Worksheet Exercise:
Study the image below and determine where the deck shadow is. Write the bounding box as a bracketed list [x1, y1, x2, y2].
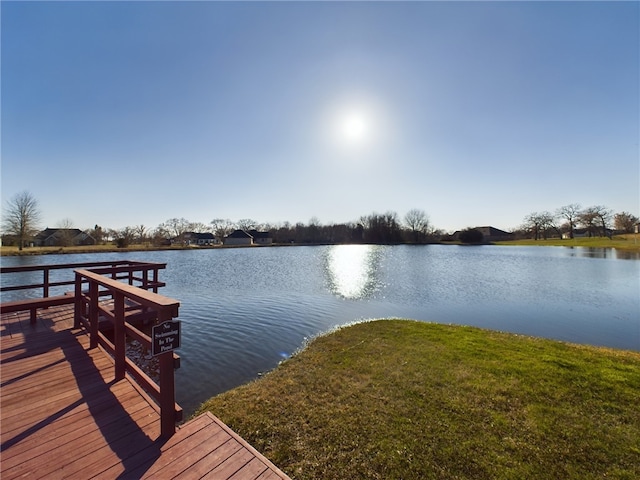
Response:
[0, 311, 161, 478]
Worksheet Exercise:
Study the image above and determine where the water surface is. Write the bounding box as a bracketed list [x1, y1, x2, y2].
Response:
[2, 245, 638, 416]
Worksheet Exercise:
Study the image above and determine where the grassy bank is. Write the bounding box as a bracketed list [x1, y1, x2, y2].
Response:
[495, 234, 640, 251]
[196, 320, 640, 480]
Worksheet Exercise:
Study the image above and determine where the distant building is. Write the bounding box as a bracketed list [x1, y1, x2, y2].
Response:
[473, 226, 513, 242]
[248, 229, 273, 245]
[223, 229, 273, 246]
[34, 228, 96, 247]
[450, 226, 513, 242]
[562, 228, 589, 239]
[183, 232, 216, 246]
[224, 230, 254, 246]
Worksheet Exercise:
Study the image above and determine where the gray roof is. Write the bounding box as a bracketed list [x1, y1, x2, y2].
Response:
[227, 230, 253, 238]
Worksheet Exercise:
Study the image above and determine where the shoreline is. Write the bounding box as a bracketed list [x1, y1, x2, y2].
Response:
[2, 236, 639, 256]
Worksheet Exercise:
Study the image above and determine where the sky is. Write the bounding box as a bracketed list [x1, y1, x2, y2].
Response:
[1, 1, 638, 233]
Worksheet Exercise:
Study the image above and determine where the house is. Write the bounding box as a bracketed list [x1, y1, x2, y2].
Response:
[473, 226, 513, 242]
[224, 230, 254, 246]
[183, 232, 216, 246]
[562, 228, 590, 239]
[223, 229, 273, 246]
[248, 229, 273, 245]
[450, 226, 513, 243]
[34, 228, 96, 247]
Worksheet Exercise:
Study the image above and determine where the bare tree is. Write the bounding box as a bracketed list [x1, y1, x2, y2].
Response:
[237, 218, 257, 231]
[614, 212, 639, 233]
[524, 211, 557, 240]
[90, 225, 104, 244]
[2, 191, 41, 250]
[523, 212, 544, 240]
[160, 218, 191, 241]
[556, 204, 582, 239]
[404, 209, 431, 243]
[190, 222, 210, 233]
[210, 218, 234, 241]
[150, 225, 170, 246]
[135, 225, 147, 244]
[578, 207, 599, 237]
[305, 217, 322, 243]
[56, 218, 75, 246]
[104, 228, 119, 243]
[361, 211, 402, 243]
[589, 205, 613, 238]
[116, 226, 135, 248]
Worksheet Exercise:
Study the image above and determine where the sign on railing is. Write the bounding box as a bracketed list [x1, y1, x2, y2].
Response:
[152, 320, 181, 356]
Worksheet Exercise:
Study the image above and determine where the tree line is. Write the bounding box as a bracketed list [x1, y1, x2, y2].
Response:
[519, 204, 639, 240]
[2, 191, 638, 250]
[105, 209, 441, 247]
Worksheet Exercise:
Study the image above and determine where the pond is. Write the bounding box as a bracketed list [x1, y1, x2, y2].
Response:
[2, 245, 639, 416]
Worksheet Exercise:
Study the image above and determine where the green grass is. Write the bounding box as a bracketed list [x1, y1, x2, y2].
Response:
[495, 234, 640, 251]
[196, 320, 640, 480]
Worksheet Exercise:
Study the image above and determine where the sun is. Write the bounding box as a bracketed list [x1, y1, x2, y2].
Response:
[320, 96, 390, 156]
[334, 109, 373, 150]
[340, 112, 368, 143]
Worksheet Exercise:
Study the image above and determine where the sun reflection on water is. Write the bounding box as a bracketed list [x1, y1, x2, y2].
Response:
[325, 244, 381, 299]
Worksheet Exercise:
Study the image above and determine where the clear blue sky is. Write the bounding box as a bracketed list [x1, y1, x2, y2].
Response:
[2, 1, 638, 233]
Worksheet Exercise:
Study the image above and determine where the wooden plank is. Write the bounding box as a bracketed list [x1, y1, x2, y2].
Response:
[256, 470, 291, 480]
[140, 428, 230, 478]
[201, 448, 256, 479]
[41, 409, 160, 478]
[1, 403, 158, 477]
[204, 412, 291, 479]
[2, 379, 155, 452]
[229, 457, 270, 479]
[1, 387, 140, 443]
[88, 406, 217, 479]
[172, 439, 244, 480]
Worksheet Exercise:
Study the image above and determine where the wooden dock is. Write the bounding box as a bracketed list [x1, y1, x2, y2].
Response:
[1, 304, 290, 479]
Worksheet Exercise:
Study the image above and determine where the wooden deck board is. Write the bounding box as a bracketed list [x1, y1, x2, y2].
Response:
[1, 303, 290, 479]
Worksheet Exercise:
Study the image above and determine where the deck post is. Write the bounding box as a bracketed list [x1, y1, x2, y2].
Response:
[158, 308, 177, 439]
[159, 351, 176, 439]
[113, 291, 126, 380]
[74, 273, 82, 328]
[153, 268, 159, 293]
[89, 281, 99, 349]
[43, 268, 50, 299]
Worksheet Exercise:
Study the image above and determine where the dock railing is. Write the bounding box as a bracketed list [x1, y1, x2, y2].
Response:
[1, 260, 166, 306]
[1, 261, 182, 439]
[74, 267, 182, 438]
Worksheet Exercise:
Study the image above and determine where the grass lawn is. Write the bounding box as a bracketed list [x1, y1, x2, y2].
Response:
[495, 234, 640, 251]
[196, 320, 640, 480]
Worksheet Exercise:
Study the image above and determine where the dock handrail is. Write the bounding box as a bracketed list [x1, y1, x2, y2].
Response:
[0, 260, 166, 299]
[1, 261, 182, 439]
[74, 268, 182, 439]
